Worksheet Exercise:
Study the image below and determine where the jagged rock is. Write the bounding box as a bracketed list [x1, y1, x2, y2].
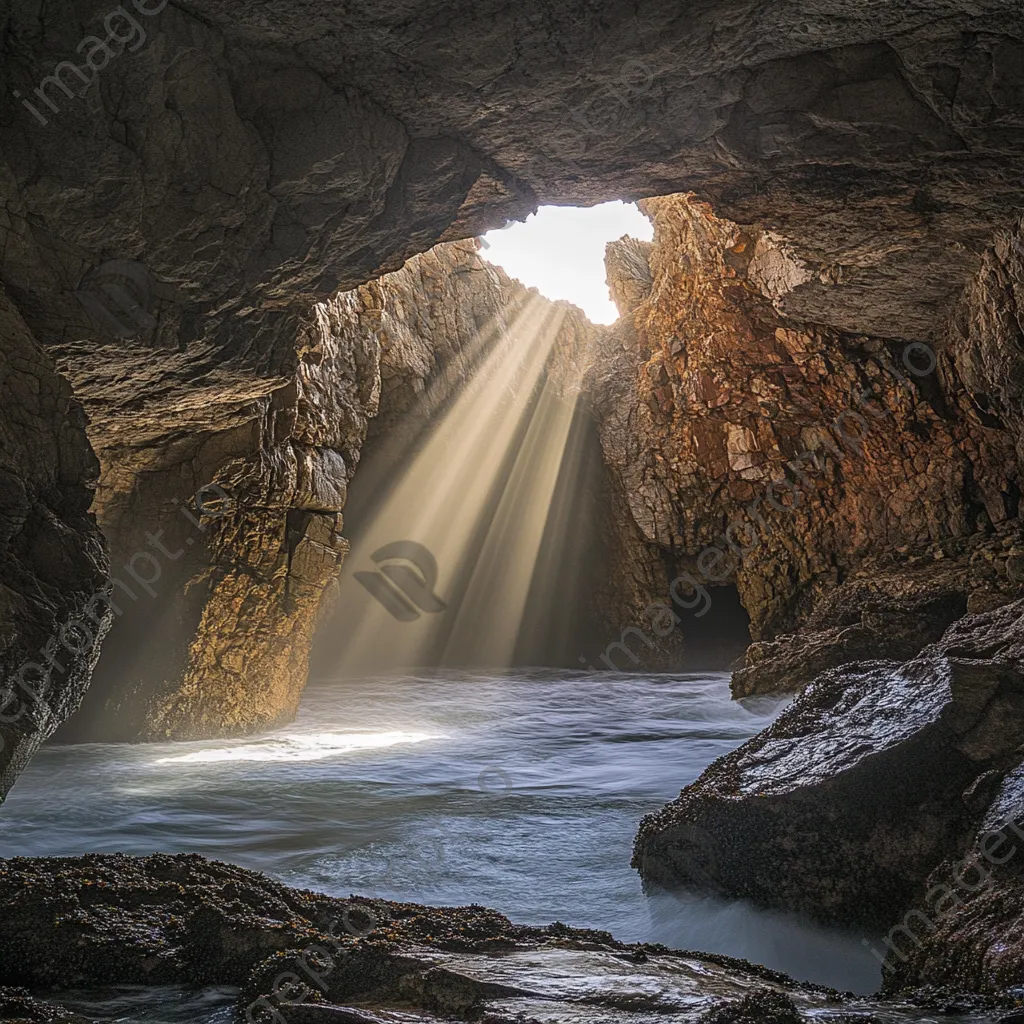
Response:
[593, 194, 1021, 675]
[696, 989, 803, 1024]
[0, 1, 1022, 786]
[605, 237, 654, 316]
[0, 286, 109, 801]
[881, 764, 1024, 996]
[0, 852, 850, 1023]
[943, 221, 1024, 467]
[731, 546, 1022, 696]
[633, 600, 1024, 931]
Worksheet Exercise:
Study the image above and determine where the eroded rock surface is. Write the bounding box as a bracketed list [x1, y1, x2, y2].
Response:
[594, 194, 1022, 685]
[0, 852, 852, 1024]
[3, 0, 1023, 358]
[882, 764, 1024, 997]
[0, 286, 109, 800]
[633, 600, 1024, 931]
[61, 238, 610, 740]
[0, 0, 1022, 779]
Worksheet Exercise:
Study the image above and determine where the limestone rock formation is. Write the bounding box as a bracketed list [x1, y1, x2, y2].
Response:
[62, 239, 606, 741]
[632, 600, 1024, 932]
[0, 0, 1023, 787]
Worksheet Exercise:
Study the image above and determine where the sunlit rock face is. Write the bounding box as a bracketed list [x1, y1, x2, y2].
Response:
[64, 241, 606, 741]
[57, 276, 378, 742]
[595, 194, 1023, 684]
[0, 0, 1023, 775]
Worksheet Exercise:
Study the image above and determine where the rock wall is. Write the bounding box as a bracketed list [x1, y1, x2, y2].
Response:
[622, 203, 1024, 989]
[65, 240, 607, 741]
[594, 194, 1023, 687]
[0, 287, 109, 796]
[58, 277, 379, 741]
[1, 0, 1023, 783]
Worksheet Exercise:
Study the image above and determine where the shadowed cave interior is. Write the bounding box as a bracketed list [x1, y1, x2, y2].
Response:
[3, 4, 1024, 1020]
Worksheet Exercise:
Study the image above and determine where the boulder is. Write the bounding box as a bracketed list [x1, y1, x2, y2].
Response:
[731, 549, 1022, 697]
[0, 852, 852, 1024]
[881, 764, 1024, 996]
[634, 600, 1024, 931]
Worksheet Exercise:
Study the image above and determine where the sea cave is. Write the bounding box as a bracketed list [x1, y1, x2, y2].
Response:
[1, 2, 1024, 1021]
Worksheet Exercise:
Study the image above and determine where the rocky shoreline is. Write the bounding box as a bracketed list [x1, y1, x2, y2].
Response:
[0, 852, 1017, 1024]
[0, 853, 826, 1023]
[635, 598, 1024, 997]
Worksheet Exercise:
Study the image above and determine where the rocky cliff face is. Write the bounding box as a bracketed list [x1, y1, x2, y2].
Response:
[61, 239, 606, 743]
[594, 194, 1023, 687]
[617, 201, 1024, 989]
[0, 287, 109, 795]
[57, 275, 378, 742]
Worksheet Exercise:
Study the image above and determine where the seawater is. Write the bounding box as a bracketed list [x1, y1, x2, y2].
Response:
[0, 671, 881, 994]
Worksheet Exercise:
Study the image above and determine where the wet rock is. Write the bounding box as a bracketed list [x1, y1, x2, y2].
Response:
[0, 989, 87, 1024]
[633, 600, 1024, 931]
[277, 1009, 399, 1024]
[697, 989, 802, 1024]
[881, 763, 1024, 996]
[0, 852, 852, 1024]
[730, 552, 1020, 696]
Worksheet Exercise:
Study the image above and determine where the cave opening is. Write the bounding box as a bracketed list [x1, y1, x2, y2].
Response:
[481, 200, 653, 323]
[678, 583, 752, 671]
[307, 197, 759, 680]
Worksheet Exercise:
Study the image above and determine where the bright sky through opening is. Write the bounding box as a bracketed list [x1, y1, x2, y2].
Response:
[481, 201, 654, 325]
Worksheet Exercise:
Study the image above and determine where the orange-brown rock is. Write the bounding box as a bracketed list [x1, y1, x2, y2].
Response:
[64, 241, 604, 741]
[2, 0, 1024, 795]
[593, 195, 1022, 687]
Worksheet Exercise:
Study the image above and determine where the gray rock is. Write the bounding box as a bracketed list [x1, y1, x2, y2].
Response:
[633, 599, 1024, 931]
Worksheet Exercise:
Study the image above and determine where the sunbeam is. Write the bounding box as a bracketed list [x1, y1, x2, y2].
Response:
[329, 292, 591, 676]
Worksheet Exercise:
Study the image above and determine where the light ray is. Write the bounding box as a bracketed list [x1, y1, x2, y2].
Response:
[330, 291, 591, 676]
